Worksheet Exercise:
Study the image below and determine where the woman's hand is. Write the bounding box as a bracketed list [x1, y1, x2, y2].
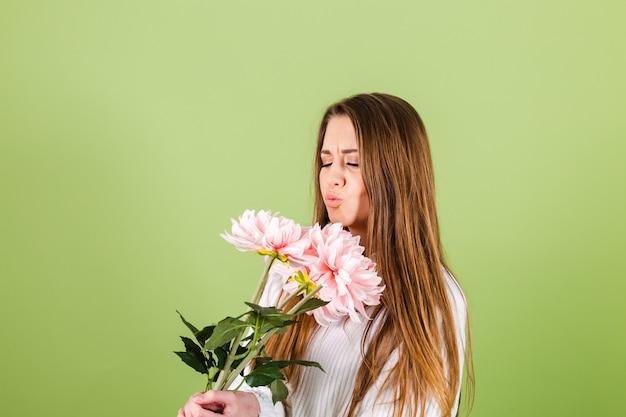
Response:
[177, 391, 260, 417]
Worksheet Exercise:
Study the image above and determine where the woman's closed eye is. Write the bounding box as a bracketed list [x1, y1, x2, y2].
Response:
[320, 161, 359, 168]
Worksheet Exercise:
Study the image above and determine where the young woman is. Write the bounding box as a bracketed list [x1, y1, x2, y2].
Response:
[178, 93, 473, 417]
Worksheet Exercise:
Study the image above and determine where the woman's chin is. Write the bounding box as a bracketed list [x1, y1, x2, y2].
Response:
[328, 215, 348, 227]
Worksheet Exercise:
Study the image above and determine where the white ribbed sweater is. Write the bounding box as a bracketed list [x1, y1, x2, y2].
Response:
[242, 270, 467, 417]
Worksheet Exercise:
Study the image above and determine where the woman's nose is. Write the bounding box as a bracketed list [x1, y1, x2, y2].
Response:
[326, 163, 345, 186]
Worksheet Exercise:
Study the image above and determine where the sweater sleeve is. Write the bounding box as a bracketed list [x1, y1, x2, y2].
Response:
[231, 376, 286, 417]
[250, 386, 286, 417]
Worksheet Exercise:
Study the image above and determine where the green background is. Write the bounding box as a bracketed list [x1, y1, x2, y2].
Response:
[1, 1, 624, 416]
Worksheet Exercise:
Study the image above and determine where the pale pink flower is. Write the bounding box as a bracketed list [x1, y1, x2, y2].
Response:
[282, 222, 384, 326]
[221, 210, 310, 263]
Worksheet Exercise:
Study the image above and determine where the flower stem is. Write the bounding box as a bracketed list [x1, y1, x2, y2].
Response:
[277, 283, 307, 310]
[223, 285, 323, 389]
[250, 257, 276, 305]
[213, 257, 276, 390]
[285, 284, 323, 315]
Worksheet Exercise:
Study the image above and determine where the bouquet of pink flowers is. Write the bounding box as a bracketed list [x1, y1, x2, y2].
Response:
[175, 210, 384, 403]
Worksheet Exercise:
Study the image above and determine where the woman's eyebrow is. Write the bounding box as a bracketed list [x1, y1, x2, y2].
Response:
[320, 149, 359, 155]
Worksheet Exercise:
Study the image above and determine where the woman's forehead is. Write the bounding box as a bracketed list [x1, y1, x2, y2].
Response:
[322, 115, 358, 151]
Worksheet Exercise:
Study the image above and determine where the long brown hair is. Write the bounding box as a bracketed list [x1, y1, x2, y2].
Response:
[265, 93, 473, 416]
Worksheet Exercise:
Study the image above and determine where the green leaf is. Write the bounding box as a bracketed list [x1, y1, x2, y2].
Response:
[195, 326, 215, 345]
[180, 336, 202, 353]
[254, 356, 273, 365]
[246, 303, 298, 324]
[247, 309, 293, 327]
[230, 344, 249, 371]
[260, 311, 294, 321]
[268, 322, 298, 335]
[258, 317, 298, 335]
[292, 298, 328, 315]
[245, 363, 286, 387]
[214, 346, 228, 370]
[174, 351, 208, 374]
[177, 311, 216, 345]
[203, 317, 250, 351]
[270, 379, 289, 404]
[244, 358, 324, 395]
[244, 302, 282, 315]
[254, 359, 324, 373]
[273, 359, 325, 373]
[177, 310, 199, 334]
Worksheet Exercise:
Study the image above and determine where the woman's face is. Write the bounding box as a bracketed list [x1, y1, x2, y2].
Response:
[319, 115, 370, 241]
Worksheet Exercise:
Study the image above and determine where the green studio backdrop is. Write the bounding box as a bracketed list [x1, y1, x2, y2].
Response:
[1, 1, 624, 416]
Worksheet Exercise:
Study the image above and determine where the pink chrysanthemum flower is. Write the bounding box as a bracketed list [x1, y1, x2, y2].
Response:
[221, 210, 310, 263]
[282, 223, 384, 326]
